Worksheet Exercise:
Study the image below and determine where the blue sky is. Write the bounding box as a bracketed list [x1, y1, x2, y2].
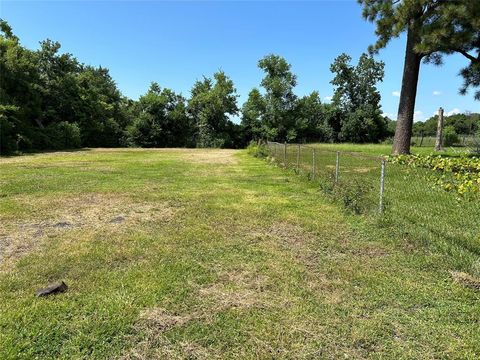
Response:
[2, 0, 478, 123]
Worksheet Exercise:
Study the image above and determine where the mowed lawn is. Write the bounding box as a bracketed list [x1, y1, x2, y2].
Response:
[0, 149, 478, 359]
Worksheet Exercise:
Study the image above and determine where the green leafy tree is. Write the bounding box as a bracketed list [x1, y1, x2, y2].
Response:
[295, 91, 333, 142]
[0, 20, 40, 153]
[128, 82, 192, 147]
[258, 54, 298, 141]
[36, 40, 80, 129]
[75, 66, 125, 147]
[330, 53, 387, 142]
[241, 88, 266, 141]
[188, 71, 239, 148]
[359, 0, 480, 154]
[0, 20, 134, 152]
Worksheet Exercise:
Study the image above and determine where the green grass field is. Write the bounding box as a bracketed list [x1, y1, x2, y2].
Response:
[1, 148, 479, 359]
[310, 142, 467, 157]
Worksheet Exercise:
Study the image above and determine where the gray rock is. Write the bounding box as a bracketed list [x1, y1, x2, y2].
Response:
[36, 281, 68, 297]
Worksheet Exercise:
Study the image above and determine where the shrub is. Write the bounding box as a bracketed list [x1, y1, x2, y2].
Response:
[247, 140, 269, 158]
[443, 125, 459, 146]
[333, 179, 374, 214]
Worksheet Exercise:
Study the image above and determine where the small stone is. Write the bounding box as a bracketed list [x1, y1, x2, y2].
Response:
[36, 281, 68, 297]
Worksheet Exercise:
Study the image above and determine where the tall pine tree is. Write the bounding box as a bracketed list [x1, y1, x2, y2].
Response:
[359, 0, 480, 154]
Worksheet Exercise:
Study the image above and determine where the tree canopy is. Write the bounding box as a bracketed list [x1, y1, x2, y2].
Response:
[330, 53, 387, 142]
[359, 0, 480, 153]
[239, 53, 388, 144]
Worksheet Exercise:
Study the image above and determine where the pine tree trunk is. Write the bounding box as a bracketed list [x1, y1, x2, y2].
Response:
[392, 28, 422, 155]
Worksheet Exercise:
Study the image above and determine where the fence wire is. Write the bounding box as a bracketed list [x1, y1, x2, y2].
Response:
[266, 141, 480, 257]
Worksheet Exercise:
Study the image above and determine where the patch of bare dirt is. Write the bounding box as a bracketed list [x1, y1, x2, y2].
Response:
[121, 336, 219, 360]
[249, 222, 324, 271]
[248, 222, 316, 251]
[0, 193, 179, 267]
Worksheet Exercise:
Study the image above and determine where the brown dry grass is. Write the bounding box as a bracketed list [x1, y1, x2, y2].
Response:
[178, 149, 239, 165]
[120, 307, 218, 360]
[0, 193, 178, 267]
[451, 271, 480, 291]
[121, 265, 278, 359]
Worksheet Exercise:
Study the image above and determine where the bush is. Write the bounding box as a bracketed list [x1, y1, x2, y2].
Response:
[247, 140, 269, 158]
[333, 179, 374, 214]
[444, 125, 459, 146]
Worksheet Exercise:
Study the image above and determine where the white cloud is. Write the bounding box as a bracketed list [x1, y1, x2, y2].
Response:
[324, 96, 332, 102]
[446, 108, 461, 116]
[392, 91, 400, 97]
[381, 112, 395, 120]
[433, 90, 442, 96]
[414, 110, 424, 122]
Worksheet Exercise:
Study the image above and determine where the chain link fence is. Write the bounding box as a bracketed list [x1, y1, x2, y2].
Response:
[266, 141, 480, 259]
[411, 133, 480, 153]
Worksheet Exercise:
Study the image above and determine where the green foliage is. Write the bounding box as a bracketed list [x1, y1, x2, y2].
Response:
[389, 154, 480, 198]
[0, 21, 247, 152]
[246, 140, 269, 158]
[127, 83, 193, 148]
[241, 88, 266, 141]
[188, 71, 239, 148]
[443, 125, 459, 146]
[359, 0, 480, 99]
[413, 113, 479, 137]
[0, 21, 130, 152]
[295, 91, 334, 143]
[257, 54, 298, 142]
[240, 52, 388, 145]
[46, 122, 82, 149]
[330, 53, 387, 143]
[0, 104, 20, 153]
[333, 179, 374, 215]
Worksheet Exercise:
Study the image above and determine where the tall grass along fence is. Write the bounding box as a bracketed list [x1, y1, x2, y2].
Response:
[266, 141, 480, 266]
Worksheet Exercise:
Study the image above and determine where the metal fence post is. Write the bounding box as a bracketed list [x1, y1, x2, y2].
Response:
[379, 159, 386, 214]
[312, 148, 316, 180]
[296, 144, 300, 172]
[335, 151, 340, 184]
[283, 141, 287, 166]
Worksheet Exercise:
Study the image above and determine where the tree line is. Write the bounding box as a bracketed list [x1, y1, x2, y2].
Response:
[1, 20, 394, 154]
[2, 1, 480, 155]
[412, 112, 479, 138]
